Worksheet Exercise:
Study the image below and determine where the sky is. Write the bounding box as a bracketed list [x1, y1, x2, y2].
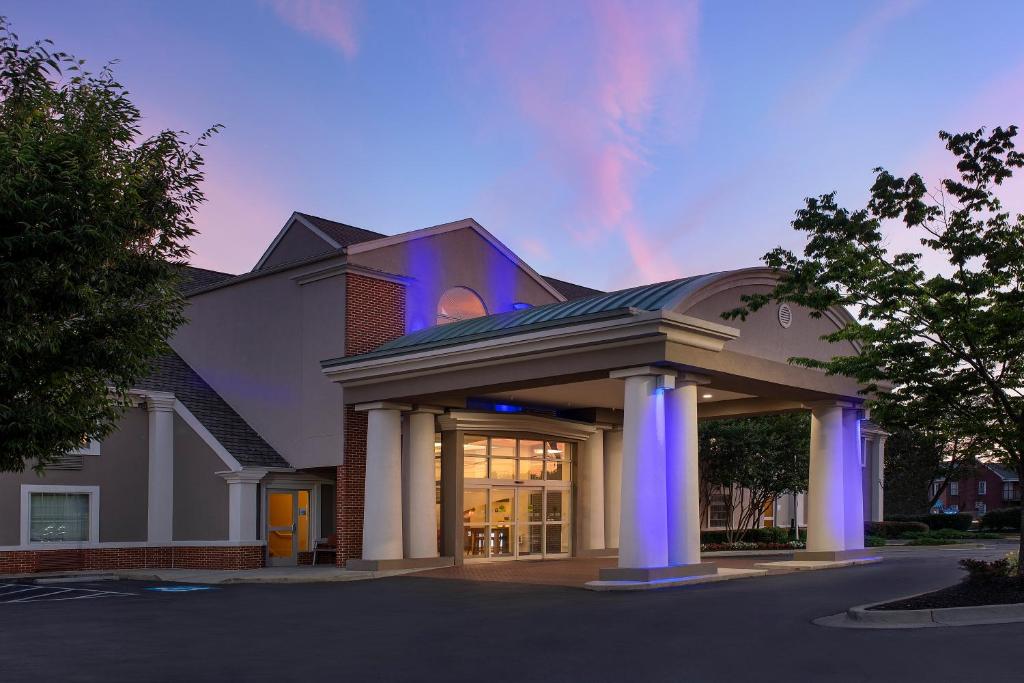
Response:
[7, 0, 1024, 289]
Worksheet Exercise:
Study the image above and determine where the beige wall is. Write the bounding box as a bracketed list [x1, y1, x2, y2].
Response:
[682, 284, 858, 365]
[172, 414, 229, 541]
[0, 407, 149, 545]
[350, 227, 561, 332]
[172, 262, 346, 469]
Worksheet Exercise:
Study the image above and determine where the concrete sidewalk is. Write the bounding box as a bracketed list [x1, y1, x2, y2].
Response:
[0, 566, 427, 585]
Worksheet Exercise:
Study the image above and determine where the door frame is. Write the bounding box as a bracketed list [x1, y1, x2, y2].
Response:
[266, 490, 299, 567]
[261, 473, 331, 566]
[462, 481, 572, 562]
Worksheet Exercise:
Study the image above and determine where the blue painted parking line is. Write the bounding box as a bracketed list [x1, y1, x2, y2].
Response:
[144, 585, 217, 593]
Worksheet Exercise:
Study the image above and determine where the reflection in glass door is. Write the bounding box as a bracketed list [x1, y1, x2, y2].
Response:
[517, 487, 543, 557]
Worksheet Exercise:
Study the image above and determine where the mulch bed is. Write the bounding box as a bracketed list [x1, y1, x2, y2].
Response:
[869, 579, 1024, 611]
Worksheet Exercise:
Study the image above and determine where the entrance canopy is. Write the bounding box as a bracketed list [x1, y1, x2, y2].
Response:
[321, 267, 867, 415]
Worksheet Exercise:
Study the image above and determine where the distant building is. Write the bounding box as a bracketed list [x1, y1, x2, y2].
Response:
[931, 462, 1021, 517]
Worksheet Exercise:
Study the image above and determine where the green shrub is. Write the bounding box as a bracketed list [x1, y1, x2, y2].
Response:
[888, 513, 974, 531]
[865, 520, 929, 538]
[864, 536, 886, 547]
[980, 507, 1022, 531]
[700, 527, 798, 544]
[960, 557, 1011, 583]
[907, 536, 962, 546]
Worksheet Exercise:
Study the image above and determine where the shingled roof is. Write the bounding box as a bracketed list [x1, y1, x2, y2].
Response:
[296, 212, 387, 248]
[542, 275, 604, 300]
[178, 265, 236, 294]
[134, 351, 289, 469]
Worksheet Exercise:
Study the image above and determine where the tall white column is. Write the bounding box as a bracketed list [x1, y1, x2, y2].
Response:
[665, 379, 702, 566]
[613, 368, 673, 569]
[579, 429, 606, 552]
[405, 408, 441, 559]
[358, 402, 409, 561]
[219, 469, 266, 541]
[603, 429, 623, 550]
[843, 409, 865, 550]
[870, 436, 886, 522]
[146, 392, 176, 543]
[805, 403, 846, 553]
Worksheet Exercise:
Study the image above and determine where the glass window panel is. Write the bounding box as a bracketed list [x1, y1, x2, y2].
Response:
[464, 526, 488, 557]
[490, 458, 515, 480]
[519, 440, 544, 480]
[545, 490, 566, 521]
[545, 441, 567, 459]
[434, 456, 441, 484]
[519, 488, 544, 523]
[520, 439, 546, 459]
[490, 437, 516, 458]
[491, 525, 513, 556]
[463, 489, 488, 524]
[464, 457, 488, 479]
[434, 434, 442, 457]
[30, 493, 89, 543]
[545, 523, 570, 554]
[520, 524, 543, 556]
[544, 459, 568, 481]
[463, 435, 488, 456]
[491, 489, 514, 523]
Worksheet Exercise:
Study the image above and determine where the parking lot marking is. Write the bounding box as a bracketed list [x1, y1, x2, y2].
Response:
[0, 583, 135, 604]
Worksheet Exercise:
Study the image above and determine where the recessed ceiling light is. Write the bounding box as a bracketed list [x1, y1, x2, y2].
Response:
[702, 393, 713, 399]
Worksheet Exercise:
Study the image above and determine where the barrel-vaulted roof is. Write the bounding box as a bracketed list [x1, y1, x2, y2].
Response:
[322, 272, 726, 368]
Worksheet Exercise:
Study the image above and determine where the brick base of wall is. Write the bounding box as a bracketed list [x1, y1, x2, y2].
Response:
[0, 545, 265, 574]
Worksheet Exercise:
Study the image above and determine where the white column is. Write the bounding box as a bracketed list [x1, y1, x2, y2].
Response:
[612, 367, 674, 569]
[870, 436, 886, 522]
[145, 392, 176, 543]
[358, 402, 409, 561]
[219, 469, 266, 541]
[405, 408, 441, 559]
[604, 429, 623, 550]
[665, 379, 702, 566]
[579, 429, 606, 552]
[843, 409, 865, 550]
[805, 403, 846, 553]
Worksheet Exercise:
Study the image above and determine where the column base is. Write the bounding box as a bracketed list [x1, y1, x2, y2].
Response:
[792, 548, 874, 562]
[346, 556, 454, 571]
[576, 547, 617, 558]
[599, 561, 717, 582]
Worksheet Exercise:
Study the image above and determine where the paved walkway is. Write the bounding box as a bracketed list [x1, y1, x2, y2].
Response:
[413, 553, 799, 587]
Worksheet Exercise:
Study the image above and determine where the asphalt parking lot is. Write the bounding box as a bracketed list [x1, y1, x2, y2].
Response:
[1, 545, 1021, 682]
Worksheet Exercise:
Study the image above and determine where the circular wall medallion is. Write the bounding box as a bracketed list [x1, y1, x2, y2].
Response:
[778, 304, 793, 329]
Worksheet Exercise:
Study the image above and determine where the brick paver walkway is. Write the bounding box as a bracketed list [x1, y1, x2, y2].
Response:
[412, 553, 797, 587]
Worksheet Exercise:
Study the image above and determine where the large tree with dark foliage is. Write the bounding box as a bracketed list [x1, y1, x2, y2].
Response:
[725, 126, 1024, 574]
[0, 21, 217, 472]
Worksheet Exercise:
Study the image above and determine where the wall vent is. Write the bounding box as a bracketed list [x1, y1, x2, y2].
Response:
[778, 304, 793, 329]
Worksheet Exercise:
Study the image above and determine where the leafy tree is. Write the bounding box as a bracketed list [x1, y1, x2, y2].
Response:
[0, 21, 218, 472]
[725, 126, 1024, 574]
[882, 427, 979, 515]
[699, 413, 810, 543]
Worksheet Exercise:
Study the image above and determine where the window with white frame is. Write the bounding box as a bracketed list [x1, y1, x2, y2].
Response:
[21, 486, 99, 545]
[949, 481, 959, 496]
[976, 501, 987, 515]
[978, 480, 987, 495]
[709, 492, 730, 528]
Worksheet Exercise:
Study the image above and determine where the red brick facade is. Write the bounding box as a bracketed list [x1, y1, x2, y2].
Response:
[0, 545, 264, 574]
[336, 273, 407, 565]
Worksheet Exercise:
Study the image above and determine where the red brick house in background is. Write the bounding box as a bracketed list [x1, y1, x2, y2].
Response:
[931, 462, 1021, 517]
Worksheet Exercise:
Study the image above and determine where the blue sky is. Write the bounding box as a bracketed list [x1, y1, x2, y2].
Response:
[8, 0, 1024, 288]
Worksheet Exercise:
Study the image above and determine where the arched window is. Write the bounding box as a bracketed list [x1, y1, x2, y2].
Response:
[436, 287, 487, 325]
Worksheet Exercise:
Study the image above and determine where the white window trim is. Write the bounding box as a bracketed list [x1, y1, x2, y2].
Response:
[72, 439, 101, 455]
[20, 485, 100, 546]
[978, 481, 987, 495]
[949, 481, 959, 496]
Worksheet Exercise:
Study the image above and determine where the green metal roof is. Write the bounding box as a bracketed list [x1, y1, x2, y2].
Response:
[322, 272, 721, 368]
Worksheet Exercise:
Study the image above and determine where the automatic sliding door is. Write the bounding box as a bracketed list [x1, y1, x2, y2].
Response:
[491, 488, 515, 557]
[516, 487, 543, 558]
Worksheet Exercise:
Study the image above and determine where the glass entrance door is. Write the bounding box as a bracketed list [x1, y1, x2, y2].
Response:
[267, 490, 311, 566]
[267, 491, 297, 566]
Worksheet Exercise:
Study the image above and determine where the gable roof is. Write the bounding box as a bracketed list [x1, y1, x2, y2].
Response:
[984, 462, 1019, 481]
[295, 212, 386, 247]
[134, 351, 289, 469]
[179, 265, 236, 294]
[542, 275, 604, 300]
[323, 273, 720, 367]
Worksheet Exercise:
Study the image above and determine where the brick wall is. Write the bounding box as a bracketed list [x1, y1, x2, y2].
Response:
[0, 545, 264, 574]
[336, 273, 407, 565]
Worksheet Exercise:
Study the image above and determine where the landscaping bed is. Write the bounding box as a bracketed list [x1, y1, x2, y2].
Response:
[869, 580, 1024, 611]
[701, 541, 804, 552]
[868, 553, 1023, 612]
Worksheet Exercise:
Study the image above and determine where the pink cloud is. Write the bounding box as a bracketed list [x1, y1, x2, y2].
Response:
[268, 0, 360, 59]
[776, 0, 921, 121]
[472, 0, 701, 282]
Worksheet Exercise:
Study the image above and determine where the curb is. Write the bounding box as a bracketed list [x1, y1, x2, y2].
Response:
[815, 591, 1024, 629]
